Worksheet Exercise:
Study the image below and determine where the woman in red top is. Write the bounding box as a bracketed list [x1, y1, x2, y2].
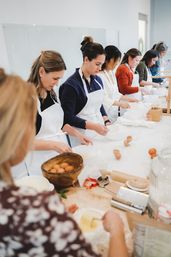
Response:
[116, 48, 142, 99]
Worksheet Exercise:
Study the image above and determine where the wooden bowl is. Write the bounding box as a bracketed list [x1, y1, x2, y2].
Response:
[41, 152, 83, 189]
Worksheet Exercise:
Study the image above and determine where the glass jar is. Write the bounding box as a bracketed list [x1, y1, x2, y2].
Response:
[148, 148, 171, 221]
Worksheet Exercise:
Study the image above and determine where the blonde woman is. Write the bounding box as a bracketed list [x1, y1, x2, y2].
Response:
[26, 51, 92, 175]
[0, 68, 128, 257]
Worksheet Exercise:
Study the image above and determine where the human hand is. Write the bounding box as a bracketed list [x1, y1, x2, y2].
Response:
[128, 97, 139, 103]
[119, 101, 130, 109]
[79, 134, 93, 145]
[74, 130, 93, 145]
[153, 82, 160, 88]
[94, 123, 108, 135]
[52, 141, 72, 153]
[102, 209, 124, 238]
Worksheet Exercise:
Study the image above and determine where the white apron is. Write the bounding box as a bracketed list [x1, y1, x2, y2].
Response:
[25, 97, 68, 176]
[102, 70, 125, 121]
[125, 64, 142, 101]
[146, 67, 152, 83]
[70, 69, 104, 147]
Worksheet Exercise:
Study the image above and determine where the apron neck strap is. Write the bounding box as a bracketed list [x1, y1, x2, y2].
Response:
[79, 68, 89, 96]
[79, 68, 103, 96]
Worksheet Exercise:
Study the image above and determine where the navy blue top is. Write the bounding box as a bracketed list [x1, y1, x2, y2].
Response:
[150, 59, 163, 83]
[59, 68, 107, 129]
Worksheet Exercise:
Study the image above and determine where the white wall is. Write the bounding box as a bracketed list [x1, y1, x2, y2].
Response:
[0, 0, 151, 75]
[151, 0, 171, 58]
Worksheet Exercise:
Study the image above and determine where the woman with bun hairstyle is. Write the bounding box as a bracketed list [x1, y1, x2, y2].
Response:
[99, 45, 138, 122]
[150, 41, 168, 83]
[0, 68, 128, 257]
[136, 49, 159, 87]
[26, 50, 92, 175]
[59, 37, 110, 146]
[115, 48, 142, 100]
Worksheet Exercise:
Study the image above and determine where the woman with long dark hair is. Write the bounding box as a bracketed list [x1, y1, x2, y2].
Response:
[59, 37, 110, 146]
[136, 49, 159, 87]
[116, 48, 142, 100]
[99, 45, 138, 122]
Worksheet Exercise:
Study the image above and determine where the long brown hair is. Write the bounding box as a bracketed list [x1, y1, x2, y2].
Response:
[0, 68, 37, 185]
[28, 50, 66, 98]
[121, 48, 142, 64]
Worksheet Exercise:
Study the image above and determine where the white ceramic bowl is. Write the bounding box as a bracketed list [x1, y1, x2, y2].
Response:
[15, 175, 54, 192]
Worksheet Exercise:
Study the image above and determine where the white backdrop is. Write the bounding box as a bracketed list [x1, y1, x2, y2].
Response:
[2, 24, 107, 80]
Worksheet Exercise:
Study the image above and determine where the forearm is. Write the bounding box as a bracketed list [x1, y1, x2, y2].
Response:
[63, 114, 86, 129]
[33, 139, 71, 153]
[63, 124, 83, 137]
[118, 81, 139, 94]
[108, 233, 128, 257]
[33, 139, 56, 151]
[124, 84, 139, 94]
[85, 121, 98, 131]
[140, 80, 152, 86]
[113, 100, 121, 106]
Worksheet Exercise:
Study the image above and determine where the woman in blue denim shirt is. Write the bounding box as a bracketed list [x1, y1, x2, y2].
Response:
[150, 41, 168, 83]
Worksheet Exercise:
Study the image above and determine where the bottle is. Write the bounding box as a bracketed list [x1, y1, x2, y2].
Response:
[148, 148, 171, 222]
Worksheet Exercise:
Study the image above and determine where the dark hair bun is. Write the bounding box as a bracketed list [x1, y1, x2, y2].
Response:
[0, 68, 7, 84]
[80, 36, 94, 51]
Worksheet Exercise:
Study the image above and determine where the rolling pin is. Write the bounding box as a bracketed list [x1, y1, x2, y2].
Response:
[100, 169, 148, 184]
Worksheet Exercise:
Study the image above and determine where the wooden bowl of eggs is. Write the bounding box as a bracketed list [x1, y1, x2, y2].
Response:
[41, 152, 83, 189]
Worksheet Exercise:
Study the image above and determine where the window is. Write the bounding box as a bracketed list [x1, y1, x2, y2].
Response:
[138, 13, 148, 54]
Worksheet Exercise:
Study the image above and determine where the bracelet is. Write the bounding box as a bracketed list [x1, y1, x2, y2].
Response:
[104, 119, 111, 125]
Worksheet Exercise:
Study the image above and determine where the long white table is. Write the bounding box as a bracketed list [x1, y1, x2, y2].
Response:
[73, 103, 171, 186]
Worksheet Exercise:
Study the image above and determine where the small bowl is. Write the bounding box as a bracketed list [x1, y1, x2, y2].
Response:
[41, 152, 83, 189]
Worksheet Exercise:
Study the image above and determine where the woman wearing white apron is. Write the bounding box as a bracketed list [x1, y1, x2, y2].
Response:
[25, 51, 92, 175]
[59, 36, 110, 147]
[116, 48, 142, 101]
[99, 45, 139, 122]
[150, 41, 168, 84]
[136, 50, 160, 91]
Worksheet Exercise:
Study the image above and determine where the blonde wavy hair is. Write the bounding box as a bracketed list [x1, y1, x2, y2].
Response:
[28, 50, 66, 99]
[0, 68, 37, 185]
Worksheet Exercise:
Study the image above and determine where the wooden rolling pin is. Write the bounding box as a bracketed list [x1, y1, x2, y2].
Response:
[100, 169, 148, 184]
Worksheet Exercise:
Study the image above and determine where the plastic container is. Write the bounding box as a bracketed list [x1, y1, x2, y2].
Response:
[148, 148, 171, 221]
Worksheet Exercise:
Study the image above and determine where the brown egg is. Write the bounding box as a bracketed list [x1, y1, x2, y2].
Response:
[127, 136, 132, 143]
[124, 139, 129, 147]
[44, 164, 52, 171]
[57, 168, 65, 173]
[64, 165, 74, 172]
[60, 162, 69, 168]
[113, 149, 121, 160]
[53, 164, 60, 170]
[49, 168, 57, 174]
[148, 148, 157, 159]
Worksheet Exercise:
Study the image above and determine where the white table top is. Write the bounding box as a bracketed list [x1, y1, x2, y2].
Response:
[73, 103, 171, 186]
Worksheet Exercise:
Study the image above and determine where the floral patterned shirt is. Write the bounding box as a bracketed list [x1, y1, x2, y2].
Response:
[0, 182, 101, 257]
